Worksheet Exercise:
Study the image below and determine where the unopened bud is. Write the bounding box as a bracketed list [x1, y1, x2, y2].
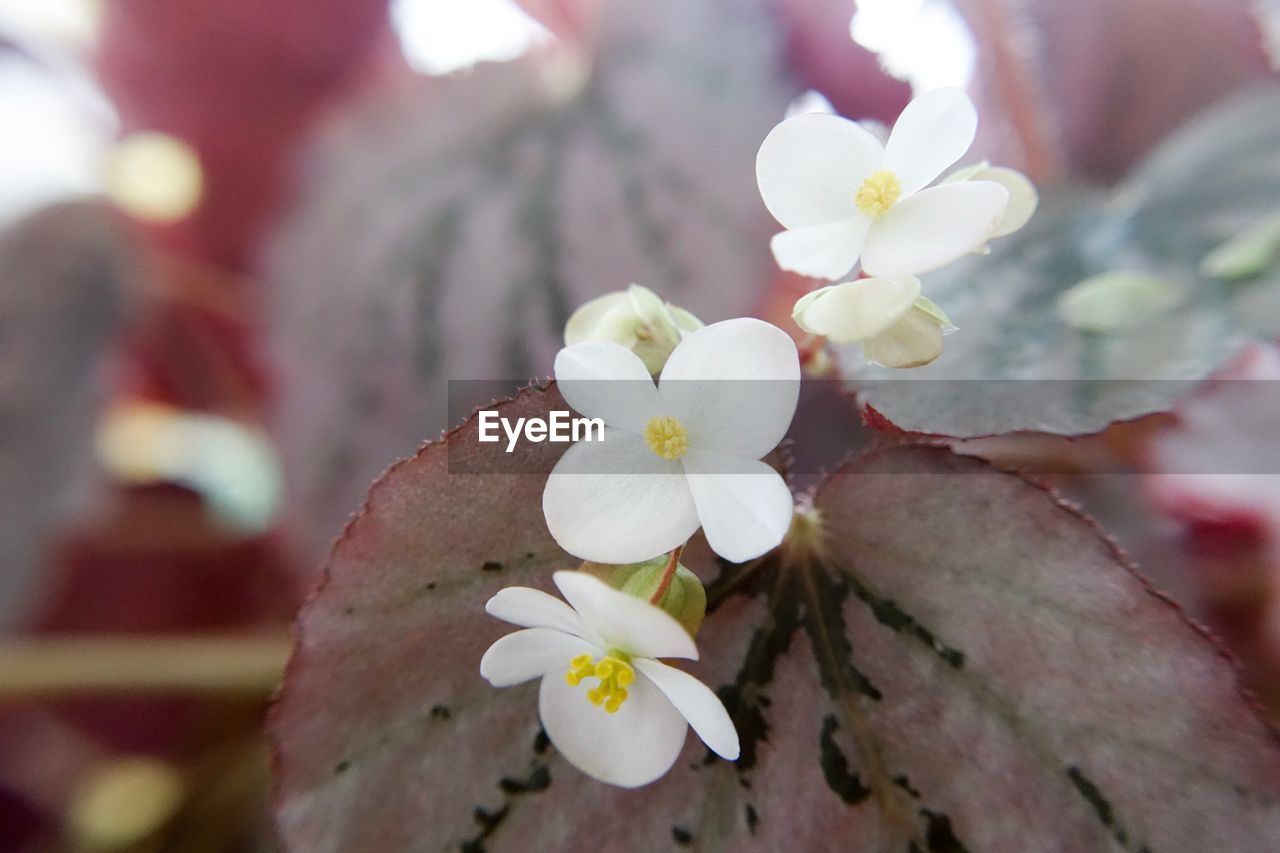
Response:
[565, 284, 703, 374]
[579, 555, 706, 638]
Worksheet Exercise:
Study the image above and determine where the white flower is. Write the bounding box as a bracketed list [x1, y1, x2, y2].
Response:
[543, 317, 799, 564]
[793, 277, 954, 369]
[565, 284, 704, 374]
[756, 87, 1009, 280]
[479, 571, 739, 788]
[942, 161, 1038, 243]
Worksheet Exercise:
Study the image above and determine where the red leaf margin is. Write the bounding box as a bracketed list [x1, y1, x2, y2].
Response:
[265, 382, 1280, 849]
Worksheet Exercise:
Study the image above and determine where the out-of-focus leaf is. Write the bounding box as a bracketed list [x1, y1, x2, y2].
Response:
[1139, 343, 1280, 713]
[271, 387, 1280, 851]
[0, 782, 48, 852]
[849, 86, 1280, 437]
[516, 0, 912, 122]
[267, 0, 798, 563]
[0, 203, 126, 627]
[765, 0, 912, 124]
[95, 0, 392, 270]
[515, 0, 604, 45]
[955, 0, 1274, 181]
[1144, 343, 1280, 534]
[25, 484, 300, 754]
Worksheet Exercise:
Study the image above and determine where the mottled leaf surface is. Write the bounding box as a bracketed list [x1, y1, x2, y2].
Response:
[849, 86, 1280, 438]
[267, 0, 797, 563]
[271, 388, 1280, 851]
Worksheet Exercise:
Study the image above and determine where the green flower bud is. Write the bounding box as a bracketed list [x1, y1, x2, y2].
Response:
[1200, 212, 1280, 282]
[564, 284, 703, 374]
[579, 556, 707, 638]
[1057, 271, 1182, 332]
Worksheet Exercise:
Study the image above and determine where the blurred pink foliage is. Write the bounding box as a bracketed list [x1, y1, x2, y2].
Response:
[955, 0, 1275, 181]
[2, 0, 1279, 848]
[1144, 344, 1280, 708]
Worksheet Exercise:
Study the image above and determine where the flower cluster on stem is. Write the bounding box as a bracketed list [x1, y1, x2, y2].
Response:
[480, 86, 1034, 790]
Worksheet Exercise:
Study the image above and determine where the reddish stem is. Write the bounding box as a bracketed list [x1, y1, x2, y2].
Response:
[649, 545, 684, 605]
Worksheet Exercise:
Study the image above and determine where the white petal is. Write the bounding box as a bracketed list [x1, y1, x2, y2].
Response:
[480, 628, 598, 687]
[539, 663, 688, 788]
[485, 586, 600, 644]
[542, 429, 700, 564]
[769, 217, 870, 281]
[554, 341, 661, 432]
[883, 87, 978, 196]
[861, 181, 1009, 277]
[792, 277, 921, 343]
[658, 318, 800, 459]
[553, 571, 698, 661]
[969, 165, 1037, 237]
[633, 658, 739, 760]
[682, 449, 794, 563]
[756, 113, 885, 229]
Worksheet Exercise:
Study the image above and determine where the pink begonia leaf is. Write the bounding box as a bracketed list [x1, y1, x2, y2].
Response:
[267, 0, 804, 565]
[953, 0, 1274, 182]
[96, 0, 391, 270]
[515, 0, 912, 123]
[1144, 343, 1280, 535]
[849, 87, 1280, 438]
[270, 386, 1280, 851]
[765, 0, 912, 124]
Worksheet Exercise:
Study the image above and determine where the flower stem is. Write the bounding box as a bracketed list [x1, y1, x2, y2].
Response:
[649, 545, 684, 605]
[797, 333, 826, 366]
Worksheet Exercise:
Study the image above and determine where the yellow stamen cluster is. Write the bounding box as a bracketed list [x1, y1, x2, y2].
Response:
[855, 169, 901, 219]
[565, 653, 635, 714]
[644, 415, 689, 460]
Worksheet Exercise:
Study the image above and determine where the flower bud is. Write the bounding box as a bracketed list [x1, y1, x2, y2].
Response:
[1200, 212, 1280, 281]
[793, 278, 953, 369]
[564, 284, 703, 374]
[1057, 271, 1182, 332]
[792, 276, 921, 343]
[862, 298, 951, 369]
[578, 556, 707, 638]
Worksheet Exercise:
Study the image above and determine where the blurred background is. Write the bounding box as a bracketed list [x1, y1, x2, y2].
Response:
[0, 0, 1278, 849]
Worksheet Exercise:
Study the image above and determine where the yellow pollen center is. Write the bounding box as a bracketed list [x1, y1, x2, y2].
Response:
[855, 169, 901, 218]
[565, 653, 635, 714]
[644, 415, 689, 460]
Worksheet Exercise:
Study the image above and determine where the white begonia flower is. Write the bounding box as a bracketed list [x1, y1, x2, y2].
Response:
[479, 570, 739, 788]
[756, 88, 1009, 280]
[793, 277, 955, 369]
[543, 317, 799, 564]
[564, 284, 704, 375]
[943, 161, 1038, 241]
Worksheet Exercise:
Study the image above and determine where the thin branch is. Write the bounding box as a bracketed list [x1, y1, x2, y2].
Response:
[649, 544, 684, 605]
[0, 634, 293, 698]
